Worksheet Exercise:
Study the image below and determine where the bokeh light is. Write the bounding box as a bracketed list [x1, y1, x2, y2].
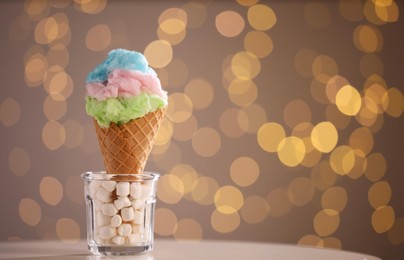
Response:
[230, 156, 260, 187]
[244, 31, 273, 58]
[368, 181, 391, 209]
[372, 206, 395, 234]
[174, 218, 203, 241]
[277, 136, 306, 167]
[19, 198, 41, 226]
[8, 147, 31, 177]
[335, 85, 362, 116]
[85, 24, 111, 51]
[39, 176, 64, 206]
[314, 209, 340, 237]
[192, 127, 221, 157]
[247, 4, 277, 31]
[240, 196, 270, 224]
[311, 121, 338, 153]
[216, 11, 245, 38]
[287, 177, 315, 206]
[0, 98, 21, 127]
[321, 186, 348, 213]
[42, 120, 66, 150]
[211, 210, 240, 233]
[155, 207, 178, 236]
[257, 122, 286, 153]
[56, 218, 80, 243]
[184, 78, 214, 109]
[214, 186, 244, 214]
[144, 40, 173, 68]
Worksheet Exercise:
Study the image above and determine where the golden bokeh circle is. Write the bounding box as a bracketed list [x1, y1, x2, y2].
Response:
[243, 30, 273, 58]
[19, 198, 41, 226]
[277, 136, 306, 167]
[144, 40, 173, 68]
[39, 176, 64, 206]
[174, 218, 203, 241]
[214, 186, 244, 214]
[230, 156, 260, 187]
[368, 181, 391, 209]
[42, 120, 66, 150]
[287, 177, 315, 206]
[56, 218, 80, 243]
[257, 122, 286, 153]
[155, 207, 178, 236]
[314, 209, 340, 237]
[372, 206, 395, 234]
[192, 127, 221, 157]
[321, 186, 348, 213]
[247, 4, 277, 31]
[211, 210, 240, 233]
[241, 196, 270, 224]
[215, 10, 245, 38]
[311, 121, 338, 153]
[330, 145, 356, 175]
[85, 24, 111, 52]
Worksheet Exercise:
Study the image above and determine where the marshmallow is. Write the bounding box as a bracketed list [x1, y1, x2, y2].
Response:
[96, 187, 112, 203]
[112, 235, 125, 245]
[121, 207, 135, 221]
[130, 182, 141, 199]
[112, 236, 125, 245]
[99, 226, 117, 240]
[93, 199, 103, 211]
[131, 224, 143, 235]
[111, 214, 122, 228]
[133, 210, 144, 225]
[140, 183, 153, 201]
[118, 223, 132, 236]
[116, 182, 130, 197]
[89, 181, 101, 197]
[96, 212, 112, 227]
[102, 203, 118, 216]
[114, 197, 131, 210]
[127, 233, 142, 244]
[131, 199, 143, 210]
[102, 181, 117, 192]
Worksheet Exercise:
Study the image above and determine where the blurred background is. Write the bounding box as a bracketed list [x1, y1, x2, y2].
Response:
[0, 0, 403, 259]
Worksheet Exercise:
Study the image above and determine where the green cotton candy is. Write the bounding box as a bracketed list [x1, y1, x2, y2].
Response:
[86, 92, 166, 128]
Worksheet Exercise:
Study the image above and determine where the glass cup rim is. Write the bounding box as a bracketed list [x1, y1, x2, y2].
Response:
[81, 171, 160, 181]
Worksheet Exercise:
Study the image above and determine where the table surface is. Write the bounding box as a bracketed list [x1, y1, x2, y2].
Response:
[0, 239, 380, 260]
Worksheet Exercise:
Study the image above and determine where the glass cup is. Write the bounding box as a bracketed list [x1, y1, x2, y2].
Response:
[81, 171, 160, 256]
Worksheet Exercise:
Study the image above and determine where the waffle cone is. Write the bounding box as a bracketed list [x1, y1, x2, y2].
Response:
[94, 107, 167, 174]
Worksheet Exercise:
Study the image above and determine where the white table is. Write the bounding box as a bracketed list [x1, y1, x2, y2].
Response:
[0, 239, 380, 260]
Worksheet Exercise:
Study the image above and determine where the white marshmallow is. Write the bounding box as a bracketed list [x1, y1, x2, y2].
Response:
[96, 187, 112, 203]
[131, 224, 143, 235]
[130, 182, 141, 199]
[121, 207, 135, 221]
[131, 199, 143, 210]
[133, 210, 144, 225]
[140, 183, 153, 201]
[111, 214, 122, 228]
[99, 226, 117, 240]
[89, 181, 101, 197]
[93, 199, 103, 212]
[118, 223, 132, 236]
[102, 181, 117, 192]
[114, 197, 131, 210]
[116, 182, 130, 197]
[101, 203, 118, 216]
[96, 212, 111, 227]
[127, 233, 142, 244]
[112, 235, 125, 245]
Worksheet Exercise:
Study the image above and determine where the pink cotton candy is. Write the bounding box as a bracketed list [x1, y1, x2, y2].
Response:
[86, 82, 118, 101]
[86, 69, 167, 101]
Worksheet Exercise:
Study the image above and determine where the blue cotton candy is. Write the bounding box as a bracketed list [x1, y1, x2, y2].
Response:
[86, 49, 149, 83]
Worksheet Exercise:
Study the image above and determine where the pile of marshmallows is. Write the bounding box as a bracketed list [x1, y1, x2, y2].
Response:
[88, 180, 154, 245]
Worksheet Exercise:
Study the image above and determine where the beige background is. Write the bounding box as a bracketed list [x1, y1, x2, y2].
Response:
[1, 1, 403, 259]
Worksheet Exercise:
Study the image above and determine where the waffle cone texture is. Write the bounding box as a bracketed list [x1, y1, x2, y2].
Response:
[94, 107, 167, 174]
